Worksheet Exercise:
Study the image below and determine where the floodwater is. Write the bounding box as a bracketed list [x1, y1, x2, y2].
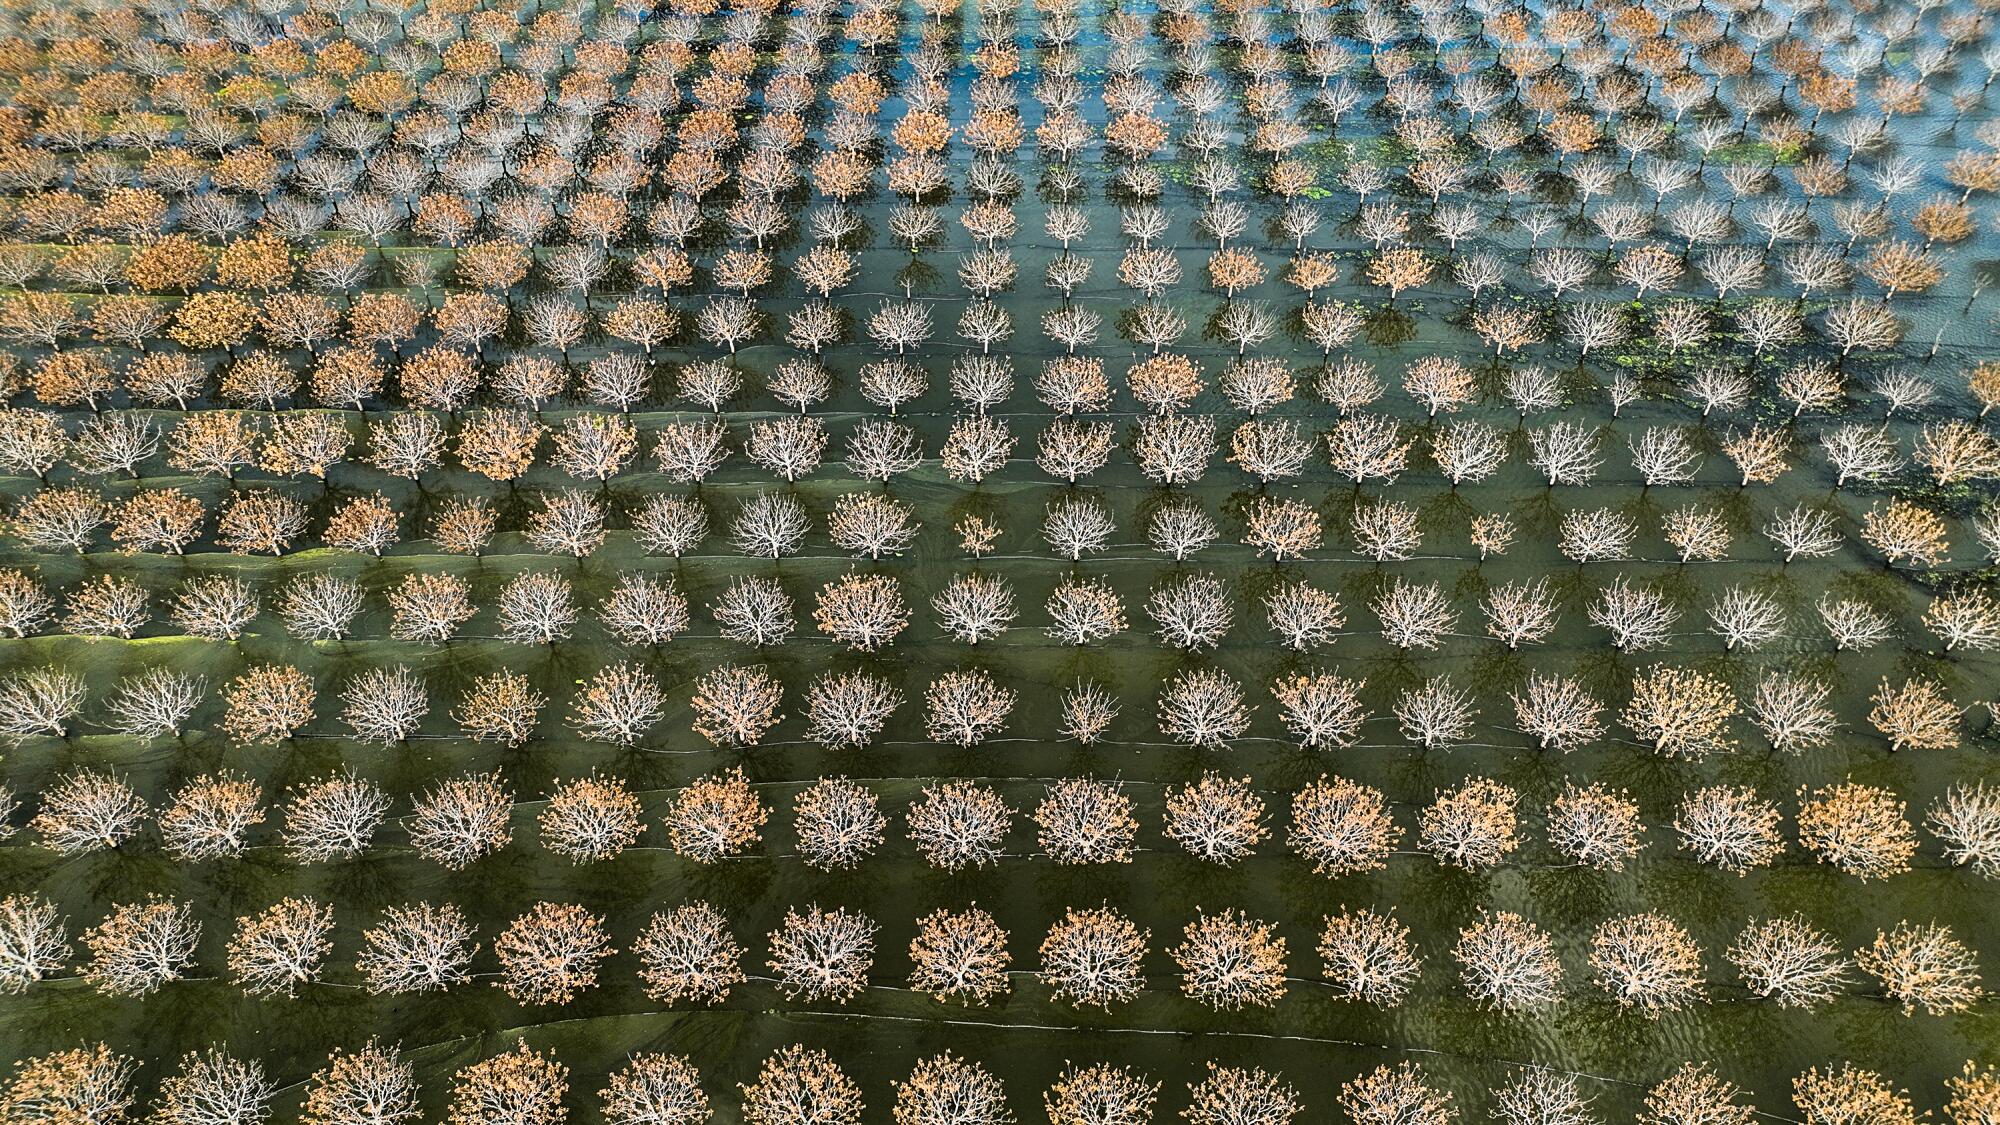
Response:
[2, 0, 1999, 1120]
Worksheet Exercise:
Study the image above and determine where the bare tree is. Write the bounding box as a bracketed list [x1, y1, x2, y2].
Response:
[1034, 778, 1137, 865]
[1039, 907, 1148, 1009]
[280, 773, 388, 864]
[1855, 922, 1983, 1016]
[1589, 913, 1705, 1015]
[158, 771, 264, 861]
[1454, 910, 1562, 1011]
[1290, 775, 1399, 877]
[907, 781, 1012, 871]
[895, 1054, 1011, 1125]
[741, 1046, 860, 1125]
[1638, 1065, 1755, 1125]
[226, 897, 334, 997]
[1318, 907, 1419, 1008]
[767, 904, 876, 1003]
[731, 493, 809, 558]
[355, 902, 477, 995]
[1930, 783, 2000, 879]
[447, 1042, 568, 1125]
[153, 1048, 275, 1125]
[81, 896, 199, 996]
[0, 894, 70, 994]
[633, 902, 744, 1006]
[1674, 786, 1784, 874]
[302, 1041, 420, 1125]
[540, 776, 646, 863]
[663, 768, 767, 863]
[1157, 667, 1253, 749]
[793, 778, 886, 871]
[1727, 915, 1851, 1009]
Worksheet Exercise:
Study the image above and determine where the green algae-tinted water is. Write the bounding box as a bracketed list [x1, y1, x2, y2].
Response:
[4, 0, 2000, 1118]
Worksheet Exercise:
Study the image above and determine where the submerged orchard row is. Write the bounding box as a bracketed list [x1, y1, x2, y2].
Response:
[0, 598, 1984, 750]
[0, 362, 1996, 491]
[6, 0, 2000, 1104]
[10, 1045, 1993, 1125]
[0, 879, 1984, 1014]
[12, 766, 2000, 880]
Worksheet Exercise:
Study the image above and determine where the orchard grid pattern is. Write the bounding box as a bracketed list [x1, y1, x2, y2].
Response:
[1, 0, 2000, 1121]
